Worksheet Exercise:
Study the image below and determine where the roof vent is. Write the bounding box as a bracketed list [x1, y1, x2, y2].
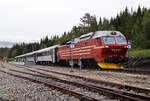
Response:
[111, 32, 117, 35]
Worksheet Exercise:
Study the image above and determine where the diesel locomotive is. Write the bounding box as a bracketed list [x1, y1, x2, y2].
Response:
[15, 31, 128, 69]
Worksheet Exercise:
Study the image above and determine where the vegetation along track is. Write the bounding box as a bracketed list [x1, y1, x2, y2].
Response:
[2, 63, 150, 101]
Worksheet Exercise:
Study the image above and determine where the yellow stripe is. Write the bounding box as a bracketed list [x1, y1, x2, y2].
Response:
[60, 49, 91, 55]
[73, 52, 90, 56]
[81, 45, 95, 49]
[94, 46, 104, 49]
[60, 51, 71, 55]
[61, 52, 90, 57]
[58, 45, 96, 53]
[58, 45, 104, 57]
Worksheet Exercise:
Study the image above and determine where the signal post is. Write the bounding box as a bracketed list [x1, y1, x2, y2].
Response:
[70, 40, 75, 72]
[128, 41, 131, 68]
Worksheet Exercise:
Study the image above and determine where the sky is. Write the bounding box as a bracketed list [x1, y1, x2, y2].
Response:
[0, 0, 150, 42]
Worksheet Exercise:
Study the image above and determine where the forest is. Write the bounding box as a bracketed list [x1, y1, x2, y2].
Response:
[0, 6, 150, 59]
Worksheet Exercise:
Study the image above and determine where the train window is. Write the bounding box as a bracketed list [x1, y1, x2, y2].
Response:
[42, 52, 45, 56]
[48, 51, 50, 55]
[47, 51, 49, 55]
[96, 38, 102, 45]
[50, 50, 53, 54]
[96, 38, 98, 45]
[99, 39, 102, 45]
[116, 36, 126, 44]
[103, 36, 115, 44]
[37, 53, 42, 56]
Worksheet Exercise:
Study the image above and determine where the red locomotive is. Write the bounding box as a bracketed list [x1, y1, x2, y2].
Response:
[57, 31, 128, 69]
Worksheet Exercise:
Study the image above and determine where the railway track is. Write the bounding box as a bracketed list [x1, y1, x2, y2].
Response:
[13, 64, 150, 95]
[2, 63, 150, 101]
[0, 68, 141, 101]
[101, 69, 150, 75]
[0, 68, 101, 101]
[9, 62, 150, 75]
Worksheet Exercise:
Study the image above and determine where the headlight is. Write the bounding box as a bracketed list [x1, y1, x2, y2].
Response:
[105, 46, 109, 48]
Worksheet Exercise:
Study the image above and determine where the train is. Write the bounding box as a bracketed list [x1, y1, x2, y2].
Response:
[15, 31, 128, 69]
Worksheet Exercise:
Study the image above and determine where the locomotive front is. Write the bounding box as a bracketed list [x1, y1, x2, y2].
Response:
[93, 31, 128, 69]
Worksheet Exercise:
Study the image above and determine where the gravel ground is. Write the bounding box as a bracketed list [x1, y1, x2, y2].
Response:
[8, 62, 150, 89]
[0, 69, 78, 101]
[0, 63, 118, 101]
[31, 64, 150, 89]
[1, 62, 150, 100]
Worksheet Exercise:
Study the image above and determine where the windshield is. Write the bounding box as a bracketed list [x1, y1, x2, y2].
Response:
[116, 36, 126, 44]
[103, 36, 115, 44]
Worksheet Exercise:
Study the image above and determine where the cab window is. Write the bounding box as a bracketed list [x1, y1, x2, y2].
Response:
[116, 36, 127, 44]
[103, 36, 115, 44]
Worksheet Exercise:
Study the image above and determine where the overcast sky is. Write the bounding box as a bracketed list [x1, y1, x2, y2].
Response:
[0, 0, 149, 42]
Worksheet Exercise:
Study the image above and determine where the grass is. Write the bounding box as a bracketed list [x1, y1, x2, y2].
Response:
[128, 49, 150, 57]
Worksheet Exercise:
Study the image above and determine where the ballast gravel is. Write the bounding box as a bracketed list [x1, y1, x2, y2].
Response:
[0, 71, 78, 101]
[32, 65, 150, 89]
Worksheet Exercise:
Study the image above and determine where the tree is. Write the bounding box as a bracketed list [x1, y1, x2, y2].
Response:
[101, 18, 110, 30]
[90, 15, 98, 32]
[7, 7, 150, 58]
[142, 9, 150, 48]
[80, 13, 98, 33]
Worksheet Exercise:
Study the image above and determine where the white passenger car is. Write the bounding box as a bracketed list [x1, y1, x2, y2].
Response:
[35, 45, 59, 64]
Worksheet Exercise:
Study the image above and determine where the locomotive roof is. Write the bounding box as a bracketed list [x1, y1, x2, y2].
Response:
[79, 32, 93, 39]
[92, 31, 125, 39]
[73, 31, 125, 43]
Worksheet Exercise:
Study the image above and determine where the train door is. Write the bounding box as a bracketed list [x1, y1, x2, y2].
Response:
[96, 37, 102, 46]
